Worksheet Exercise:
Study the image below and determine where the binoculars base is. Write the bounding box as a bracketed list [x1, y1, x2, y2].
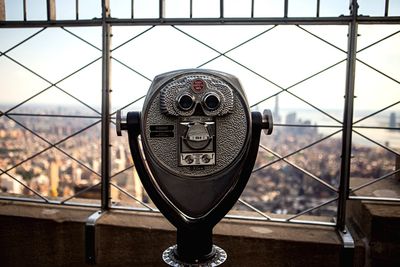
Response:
[163, 244, 227, 266]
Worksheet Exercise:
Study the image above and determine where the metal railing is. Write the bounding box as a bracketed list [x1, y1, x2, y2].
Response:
[0, 0, 399, 236]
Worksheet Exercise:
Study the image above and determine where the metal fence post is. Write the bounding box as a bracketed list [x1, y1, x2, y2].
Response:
[397, 155, 400, 180]
[84, 1, 112, 263]
[101, 0, 112, 211]
[159, 0, 165, 19]
[337, 0, 358, 232]
[0, 0, 5, 21]
[336, 2, 358, 265]
[46, 0, 56, 21]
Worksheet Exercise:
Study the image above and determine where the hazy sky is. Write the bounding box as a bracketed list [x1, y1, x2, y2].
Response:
[0, 0, 399, 124]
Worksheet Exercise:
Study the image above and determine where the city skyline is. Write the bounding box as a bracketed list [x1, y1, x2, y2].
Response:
[1, 104, 398, 217]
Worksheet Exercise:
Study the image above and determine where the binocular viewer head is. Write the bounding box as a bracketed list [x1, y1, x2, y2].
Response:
[159, 73, 234, 117]
[117, 69, 273, 265]
[143, 69, 253, 178]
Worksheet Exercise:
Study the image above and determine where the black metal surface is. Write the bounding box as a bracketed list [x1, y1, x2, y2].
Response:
[125, 109, 263, 263]
[85, 210, 104, 265]
[3, 16, 400, 29]
[338, 226, 355, 267]
[176, 227, 214, 263]
[337, 0, 358, 232]
[100, 0, 111, 211]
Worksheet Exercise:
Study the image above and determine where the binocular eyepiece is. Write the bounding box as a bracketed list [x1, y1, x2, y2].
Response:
[176, 91, 221, 112]
[117, 69, 273, 266]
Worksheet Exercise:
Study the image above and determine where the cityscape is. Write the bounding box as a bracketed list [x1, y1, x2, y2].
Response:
[0, 103, 399, 219]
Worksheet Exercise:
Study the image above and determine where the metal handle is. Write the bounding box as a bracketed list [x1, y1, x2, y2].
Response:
[262, 109, 273, 135]
[116, 110, 127, 136]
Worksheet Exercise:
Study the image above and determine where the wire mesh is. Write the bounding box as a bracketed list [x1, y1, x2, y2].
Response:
[0, 0, 399, 228]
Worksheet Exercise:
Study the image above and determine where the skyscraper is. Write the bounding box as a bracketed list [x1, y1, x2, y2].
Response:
[1, 167, 25, 195]
[49, 160, 60, 197]
[274, 95, 281, 123]
[389, 112, 397, 128]
[115, 145, 127, 172]
[133, 167, 143, 202]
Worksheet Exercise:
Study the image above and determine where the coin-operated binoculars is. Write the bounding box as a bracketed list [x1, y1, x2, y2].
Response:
[116, 69, 273, 266]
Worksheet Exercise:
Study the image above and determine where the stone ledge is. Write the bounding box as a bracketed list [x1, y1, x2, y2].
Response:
[348, 200, 400, 267]
[0, 200, 364, 266]
[347, 177, 400, 267]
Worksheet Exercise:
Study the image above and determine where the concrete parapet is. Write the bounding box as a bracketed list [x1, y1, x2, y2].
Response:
[0, 201, 365, 266]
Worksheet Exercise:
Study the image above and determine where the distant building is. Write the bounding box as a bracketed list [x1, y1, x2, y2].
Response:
[74, 167, 82, 184]
[133, 168, 143, 202]
[30, 174, 50, 196]
[389, 112, 397, 128]
[92, 159, 100, 174]
[286, 112, 297, 124]
[115, 145, 127, 172]
[0, 169, 25, 194]
[49, 159, 60, 197]
[283, 112, 317, 136]
[273, 95, 281, 123]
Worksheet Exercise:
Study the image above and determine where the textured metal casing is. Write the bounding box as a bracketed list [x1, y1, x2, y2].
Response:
[141, 69, 250, 178]
[138, 69, 252, 219]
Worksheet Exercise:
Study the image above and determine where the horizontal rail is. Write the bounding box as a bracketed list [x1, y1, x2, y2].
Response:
[0, 19, 102, 28]
[110, 205, 159, 213]
[0, 16, 358, 28]
[6, 113, 102, 119]
[110, 204, 336, 227]
[356, 16, 400, 24]
[105, 17, 353, 26]
[274, 123, 400, 131]
[1, 16, 400, 29]
[0, 195, 101, 208]
[226, 214, 336, 227]
[349, 196, 400, 202]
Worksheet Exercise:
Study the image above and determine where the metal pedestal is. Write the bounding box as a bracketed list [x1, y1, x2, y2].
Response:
[163, 244, 227, 267]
